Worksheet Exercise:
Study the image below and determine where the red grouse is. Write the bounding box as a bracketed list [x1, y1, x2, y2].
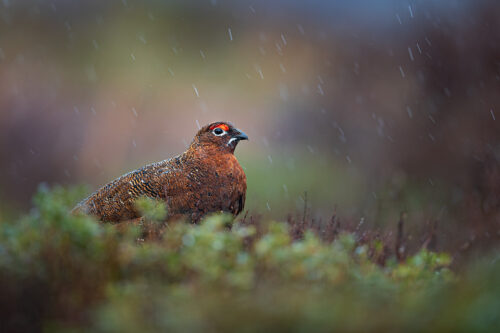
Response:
[73, 121, 248, 223]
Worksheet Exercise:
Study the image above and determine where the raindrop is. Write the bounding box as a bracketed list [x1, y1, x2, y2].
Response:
[281, 33, 287, 46]
[249, 5, 255, 13]
[196, 119, 201, 129]
[356, 217, 365, 230]
[408, 47, 414, 61]
[92, 40, 99, 50]
[416, 42, 422, 54]
[297, 24, 305, 35]
[346, 155, 352, 163]
[192, 84, 199, 97]
[168, 67, 174, 76]
[317, 84, 324, 95]
[200, 50, 206, 60]
[91, 107, 97, 115]
[406, 106, 413, 118]
[266, 202, 271, 211]
[228, 28, 233, 41]
[267, 155, 273, 164]
[339, 132, 347, 143]
[335, 123, 346, 140]
[131, 107, 138, 117]
[254, 64, 264, 79]
[275, 42, 282, 54]
[279, 63, 286, 73]
[399, 66, 405, 78]
[130, 53, 136, 61]
[138, 35, 147, 44]
[376, 117, 385, 128]
[490, 109, 496, 120]
[132, 139, 136, 147]
[408, 5, 414, 18]
[395, 13, 402, 25]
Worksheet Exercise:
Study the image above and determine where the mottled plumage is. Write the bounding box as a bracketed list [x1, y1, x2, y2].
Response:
[73, 121, 248, 223]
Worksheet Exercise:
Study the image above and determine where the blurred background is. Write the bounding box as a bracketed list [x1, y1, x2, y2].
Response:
[0, 0, 499, 252]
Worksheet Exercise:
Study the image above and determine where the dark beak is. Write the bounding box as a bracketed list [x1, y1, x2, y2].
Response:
[233, 129, 249, 141]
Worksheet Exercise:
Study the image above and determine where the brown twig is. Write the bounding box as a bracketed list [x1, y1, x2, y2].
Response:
[302, 191, 308, 224]
[396, 212, 407, 262]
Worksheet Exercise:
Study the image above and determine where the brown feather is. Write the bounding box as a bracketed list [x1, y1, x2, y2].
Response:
[72, 121, 247, 223]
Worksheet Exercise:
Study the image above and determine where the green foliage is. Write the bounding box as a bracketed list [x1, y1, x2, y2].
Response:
[134, 196, 167, 223]
[0, 186, 499, 332]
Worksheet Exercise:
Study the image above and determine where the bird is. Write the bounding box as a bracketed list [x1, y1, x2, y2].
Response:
[72, 121, 248, 223]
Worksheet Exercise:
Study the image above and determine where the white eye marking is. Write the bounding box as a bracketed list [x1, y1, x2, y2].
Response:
[212, 128, 227, 136]
[227, 137, 238, 146]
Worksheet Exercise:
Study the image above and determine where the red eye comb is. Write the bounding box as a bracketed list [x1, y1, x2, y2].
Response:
[209, 123, 229, 131]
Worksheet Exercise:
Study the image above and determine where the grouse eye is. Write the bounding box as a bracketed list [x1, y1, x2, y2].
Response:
[213, 127, 225, 136]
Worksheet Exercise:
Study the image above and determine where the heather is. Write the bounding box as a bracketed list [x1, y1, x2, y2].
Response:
[0, 186, 498, 332]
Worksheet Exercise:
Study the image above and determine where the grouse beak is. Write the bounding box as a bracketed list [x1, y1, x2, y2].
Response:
[233, 129, 249, 141]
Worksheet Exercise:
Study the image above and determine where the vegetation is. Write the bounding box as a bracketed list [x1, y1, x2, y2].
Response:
[0, 186, 499, 332]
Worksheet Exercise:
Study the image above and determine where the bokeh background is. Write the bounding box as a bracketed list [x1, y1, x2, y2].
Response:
[1, 0, 499, 252]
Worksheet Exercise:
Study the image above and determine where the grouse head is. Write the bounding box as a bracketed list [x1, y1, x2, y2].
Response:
[193, 121, 248, 153]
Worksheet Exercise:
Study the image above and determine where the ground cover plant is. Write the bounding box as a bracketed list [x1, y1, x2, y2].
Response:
[0, 185, 499, 332]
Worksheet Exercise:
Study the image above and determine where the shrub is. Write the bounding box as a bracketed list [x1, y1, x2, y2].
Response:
[0, 186, 498, 332]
